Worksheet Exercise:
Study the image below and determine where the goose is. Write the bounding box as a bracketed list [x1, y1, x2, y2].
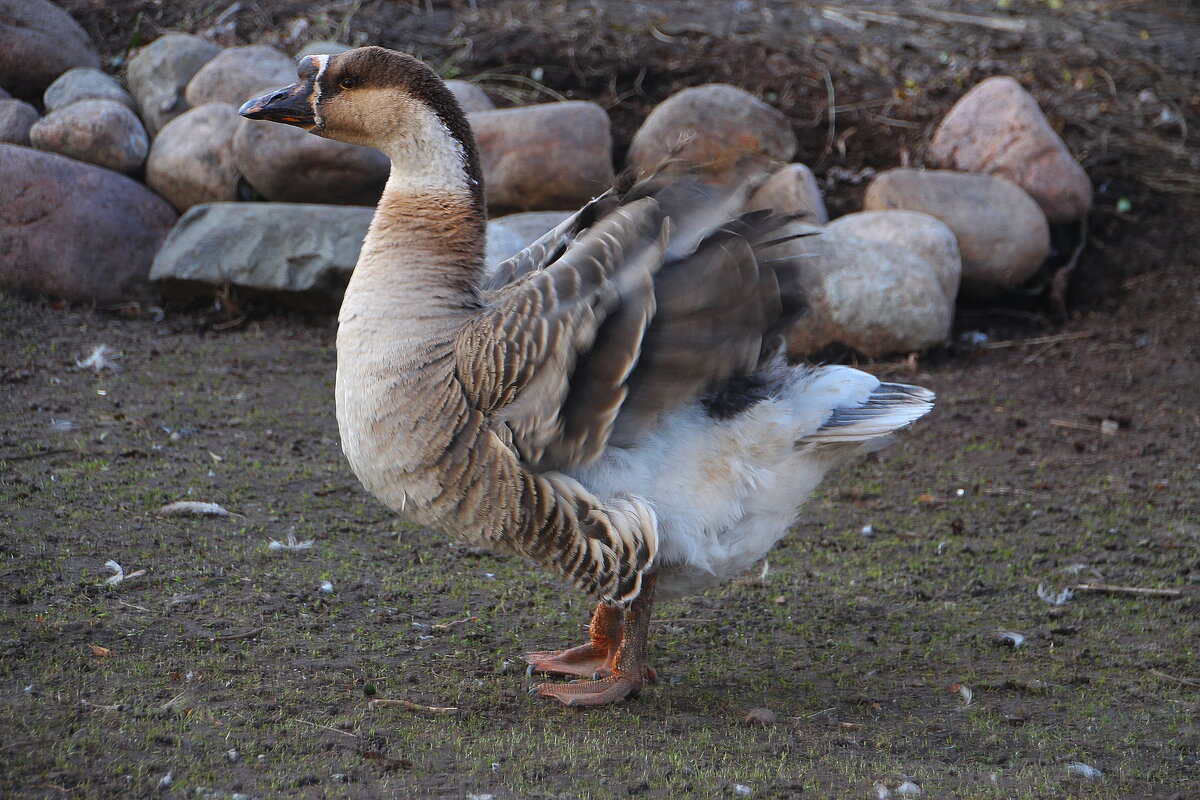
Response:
[240, 46, 934, 707]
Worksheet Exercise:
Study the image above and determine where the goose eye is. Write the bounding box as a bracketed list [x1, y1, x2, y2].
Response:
[338, 77, 358, 90]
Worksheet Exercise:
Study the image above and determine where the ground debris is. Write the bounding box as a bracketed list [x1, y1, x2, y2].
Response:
[76, 344, 121, 371]
[159, 501, 236, 517]
[993, 629, 1026, 648]
[1037, 583, 1074, 606]
[1066, 762, 1103, 780]
[268, 532, 314, 552]
[370, 698, 457, 714]
[103, 559, 146, 586]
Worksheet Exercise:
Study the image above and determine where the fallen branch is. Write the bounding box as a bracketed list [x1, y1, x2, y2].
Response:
[1073, 583, 1182, 598]
[431, 615, 477, 632]
[205, 627, 265, 642]
[370, 698, 457, 714]
[982, 330, 1093, 350]
[1149, 669, 1200, 688]
[291, 718, 359, 737]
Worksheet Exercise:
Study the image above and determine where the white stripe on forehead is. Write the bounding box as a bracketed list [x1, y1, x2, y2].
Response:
[311, 54, 329, 127]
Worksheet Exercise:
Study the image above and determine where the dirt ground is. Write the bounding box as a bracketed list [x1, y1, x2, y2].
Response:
[3, 1, 1198, 798]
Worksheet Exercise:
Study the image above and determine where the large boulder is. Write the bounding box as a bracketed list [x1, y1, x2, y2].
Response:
[745, 163, 828, 223]
[864, 168, 1049, 300]
[447, 80, 494, 113]
[146, 104, 242, 211]
[126, 34, 221, 135]
[150, 202, 373, 307]
[485, 211, 574, 265]
[0, 145, 176, 303]
[929, 76, 1092, 223]
[185, 45, 296, 108]
[0, 98, 38, 145]
[233, 117, 389, 206]
[627, 84, 796, 182]
[0, 0, 101, 101]
[470, 102, 615, 214]
[826, 210, 962, 303]
[775, 224, 952, 358]
[29, 98, 149, 175]
[44, 67, 135, 112]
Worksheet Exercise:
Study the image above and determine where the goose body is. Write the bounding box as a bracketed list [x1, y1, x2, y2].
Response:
[242, 47, 934, 706]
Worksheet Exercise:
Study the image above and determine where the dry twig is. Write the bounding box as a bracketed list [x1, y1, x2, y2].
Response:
[1072, 583, 1182, 598]
[370, 699, 458, 714]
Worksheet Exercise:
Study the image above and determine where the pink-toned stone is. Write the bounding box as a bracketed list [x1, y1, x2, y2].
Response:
[447, 80, 494, 113]
[147, 104, 242, 211]
[627, 84, 796, 182]
[233, 115, 389, 206]
[864, 168, 1049, 300]
[0, 98, 39, 145]
[0, 0, 100, 101]
[29, 98, 149, 175]
[746, 163, 828, 223]
[127, 34, 221, 135]
[470, 102, 615, 214]
[0, 144, 177, 303]
[826, 210, 961, 303]
[185, 45, 296, 108]
[929, 76, 1092, 223]
[774, 222, 952, 358]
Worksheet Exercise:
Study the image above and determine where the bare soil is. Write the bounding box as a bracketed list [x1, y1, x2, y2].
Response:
[3, 2, 1198, 798]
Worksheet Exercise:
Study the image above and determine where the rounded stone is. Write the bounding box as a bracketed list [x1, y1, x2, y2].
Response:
[827, 210, 962, 303]
[0, 98, 39, 146]
[147, 104, 242, 211]
[295, 40, 351, 58]
[929, 76, 1093, 223]
[470, 101, 615, 214]
[233, 116, 389, 206]
[447, 80, 494, 113]
[486, 210, 574, 265]
[126, 33, 221, 135]
[746, 163, 828, 224]
[29, 98, 149, 175]
[44, 67, 135, 112]
[0, 0, 101, 101]
[774, 222, 953, 358]
[864, 168, 1050, 300]
[185, 45, 296, 108]
[627, 84, 796, 182]
[0, 144, 177, 303]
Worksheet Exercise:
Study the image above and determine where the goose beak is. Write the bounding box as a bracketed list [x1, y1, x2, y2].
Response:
[239, 81, 316, 128]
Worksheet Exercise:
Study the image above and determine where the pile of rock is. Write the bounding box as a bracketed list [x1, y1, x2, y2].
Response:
[1, 0, 1092, 360]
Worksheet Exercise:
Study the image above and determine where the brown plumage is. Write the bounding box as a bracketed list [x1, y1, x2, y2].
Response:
[241, 46, 933, 706]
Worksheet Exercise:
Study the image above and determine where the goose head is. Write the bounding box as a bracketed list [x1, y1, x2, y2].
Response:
[240, 46, 484, 203]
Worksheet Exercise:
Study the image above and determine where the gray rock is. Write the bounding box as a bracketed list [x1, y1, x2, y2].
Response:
[447, 80, 494, 113]
[864, 168, 1050, 300]
[0, 0, 100, 101]
[126, 34, 221, 135]
[746, 163, 828, 223]
[146, 104, 242, 211]
[470, 102, 614, 214]
[44, 67, 135, 112]
[185, 45, 296, 108]
[0, 98, 39, 145]
[0, 144, 176, 303]
[826, 210, 961, 303]
[233, 117, 389, 206]
[29, 99, 149, 174]
[627, 84, 796, 182]
[929, 76, 1092, 223]
[486, 211, 574, 264]
[295, 40, 350, 57]
[0, 87, 9, 99]
[775, 223, 952, 358]
[150, 202, 374, 306]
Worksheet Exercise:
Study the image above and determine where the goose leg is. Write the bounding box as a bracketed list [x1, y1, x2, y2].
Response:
[524, 601, 623, 679]
[532, 575, 657, 707]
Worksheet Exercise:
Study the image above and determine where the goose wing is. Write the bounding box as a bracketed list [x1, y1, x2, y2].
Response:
[457, 179, 804, 472]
